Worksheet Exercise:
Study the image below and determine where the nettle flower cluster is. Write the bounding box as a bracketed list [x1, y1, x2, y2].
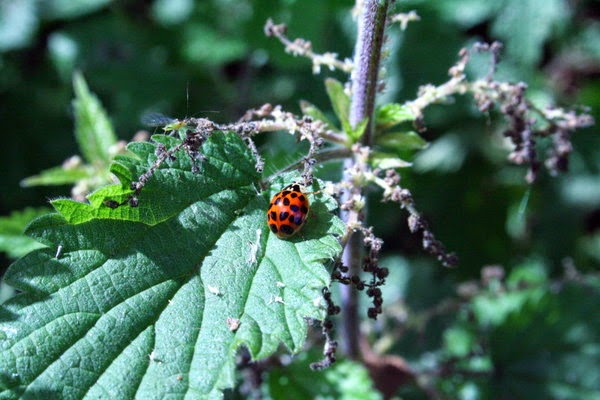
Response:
[124, 17, 592, 368]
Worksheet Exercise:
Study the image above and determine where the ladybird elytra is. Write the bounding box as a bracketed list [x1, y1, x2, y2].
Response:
[266, 182, 311, 239]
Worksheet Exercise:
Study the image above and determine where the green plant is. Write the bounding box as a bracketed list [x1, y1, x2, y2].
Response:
[1, 1, 598, 399]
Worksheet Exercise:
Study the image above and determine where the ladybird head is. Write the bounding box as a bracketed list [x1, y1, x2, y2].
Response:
[282, 181, 306, 193]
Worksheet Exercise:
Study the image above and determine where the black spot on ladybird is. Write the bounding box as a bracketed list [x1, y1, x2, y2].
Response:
[299, 195, 306, 202]
[289, 215, 303, 225]
[280, 225, 294, 235]
[290, 192, 298, 198]
[290, 205, 300, 212]
[282, 190, 291, 196]
[269, 224, 278, 233]
[283, 197, 290, 206]
[280, 211, 289, 220]
[274, 198, 282, 205]
[301, 206, 308, 214]
[270, 211, 277, 221]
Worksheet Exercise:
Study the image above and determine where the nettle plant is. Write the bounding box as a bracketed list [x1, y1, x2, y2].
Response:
[0, 1, 593, 399]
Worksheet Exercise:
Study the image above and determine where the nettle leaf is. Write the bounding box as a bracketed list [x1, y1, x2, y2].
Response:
[72, 72, 118, 166]
[348, 117, 369, 142]
[299, 100, 338, 132]
[0, 132, 344, 399]
[325, 78, 351, 136]
[376, 131, 428, 153]
[20, 165, 93, 187]
[370, 152, 412, 169]
[375, 103, 415, 130]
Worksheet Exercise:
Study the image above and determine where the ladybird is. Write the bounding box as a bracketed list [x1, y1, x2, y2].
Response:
[267, 182, 310, 239]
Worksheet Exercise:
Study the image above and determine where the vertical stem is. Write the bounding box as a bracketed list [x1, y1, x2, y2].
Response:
[350, 0, 390, 145]
[340, 158, 362, 359]
[340, 0, 390, 359]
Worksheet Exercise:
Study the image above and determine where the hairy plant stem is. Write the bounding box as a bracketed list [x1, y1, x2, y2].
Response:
[341, 0, 390, 360]
[349, 0, 389, 142]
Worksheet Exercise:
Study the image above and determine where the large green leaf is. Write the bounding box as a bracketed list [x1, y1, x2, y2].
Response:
[0, 132, 344, 399]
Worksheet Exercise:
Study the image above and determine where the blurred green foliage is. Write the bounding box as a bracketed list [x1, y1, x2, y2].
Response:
[265, 353, 382, 400]
[0, 0, 598, 398]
